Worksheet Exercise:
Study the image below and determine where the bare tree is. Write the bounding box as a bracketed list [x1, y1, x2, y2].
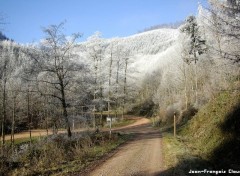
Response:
[122, 54, 130, 119]
[107, 44, 114, 135]
[86, 32, 107, 128]
[0, 41, 19, 146]
[8, 79, 21, 147]
[26, 22, 83, 137]
[208, 0, 240, 63]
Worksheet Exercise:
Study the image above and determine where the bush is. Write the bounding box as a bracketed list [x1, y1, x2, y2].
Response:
[178, 105, 198, 124]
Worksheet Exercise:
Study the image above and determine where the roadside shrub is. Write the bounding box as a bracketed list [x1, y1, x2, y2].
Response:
[178, 105, 198, 124]
[4, 131, 123, 175]
[38, 143, 67, 168]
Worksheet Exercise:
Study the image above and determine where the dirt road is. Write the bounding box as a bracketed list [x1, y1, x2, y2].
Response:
[5, 129, 82, 141]
[87, 118, 163, 176]
[5, 116, 146, 141]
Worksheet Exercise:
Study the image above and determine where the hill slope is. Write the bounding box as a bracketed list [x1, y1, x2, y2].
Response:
[77, 28, 179, 76]
[180, 90, 240, 169]
[108, 28, 178, 55]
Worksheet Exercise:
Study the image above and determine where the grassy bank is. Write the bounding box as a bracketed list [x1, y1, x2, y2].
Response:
[162, 133, 211, 176]
[161, 90, 240, 175]
[180, 91, 240, 168]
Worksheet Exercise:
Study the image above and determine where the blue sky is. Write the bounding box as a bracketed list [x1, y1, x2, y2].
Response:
[0, 0, 208, 43]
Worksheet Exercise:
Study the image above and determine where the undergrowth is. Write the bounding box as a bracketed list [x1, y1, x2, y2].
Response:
[0, 131, 129, 176]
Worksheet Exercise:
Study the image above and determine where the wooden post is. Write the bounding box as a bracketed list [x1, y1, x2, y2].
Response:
[174, 112, 176, 137]
[93, 105, 96, 129]
[110, 117, 112, 139]
[72, 119, 75, 132]
[108, 100, 112, 138]
[153, 116, 155, 126]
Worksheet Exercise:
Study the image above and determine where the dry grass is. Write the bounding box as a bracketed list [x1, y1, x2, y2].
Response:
[1, 131, 129, 176]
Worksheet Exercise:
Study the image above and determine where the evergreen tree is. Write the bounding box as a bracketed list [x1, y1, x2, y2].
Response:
[180, 16, 207, 64]
[180, 15, 208, 106]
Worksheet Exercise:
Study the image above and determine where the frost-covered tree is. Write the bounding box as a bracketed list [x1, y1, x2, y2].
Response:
[180, 16, 207, 64]
[208, 0, 240, 63]
[0, 41, 21, 145]
[180, 15, 208, 106]
[121, 50, 131, 119]
[27, 22, 83, 137]
[86, 32, 108, 127]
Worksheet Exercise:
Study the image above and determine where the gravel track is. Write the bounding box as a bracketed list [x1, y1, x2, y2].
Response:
[87, 118, 163, 176]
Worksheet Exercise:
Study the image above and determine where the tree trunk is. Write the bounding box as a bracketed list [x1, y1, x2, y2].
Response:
[1, 78, 7, 146]
[108, 49, 113, 133]
[60, 80, 71, 137]
[100, 111, 103, 128]
[93, 105, 96, 128]
[62, 99, 71, 137]
[194, 62, 198, 106]
[27, 85, 32, 145]
[93, 56, 98, 129]
[115, 58, 120, 117]
[11, 96, 16, 146]
[122, 58, 128, 119]
[183, 63, 189, 110]
[193, 48, 198, 106]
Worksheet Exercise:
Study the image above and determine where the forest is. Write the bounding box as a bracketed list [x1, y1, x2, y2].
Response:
[0, 0, 239, 175]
